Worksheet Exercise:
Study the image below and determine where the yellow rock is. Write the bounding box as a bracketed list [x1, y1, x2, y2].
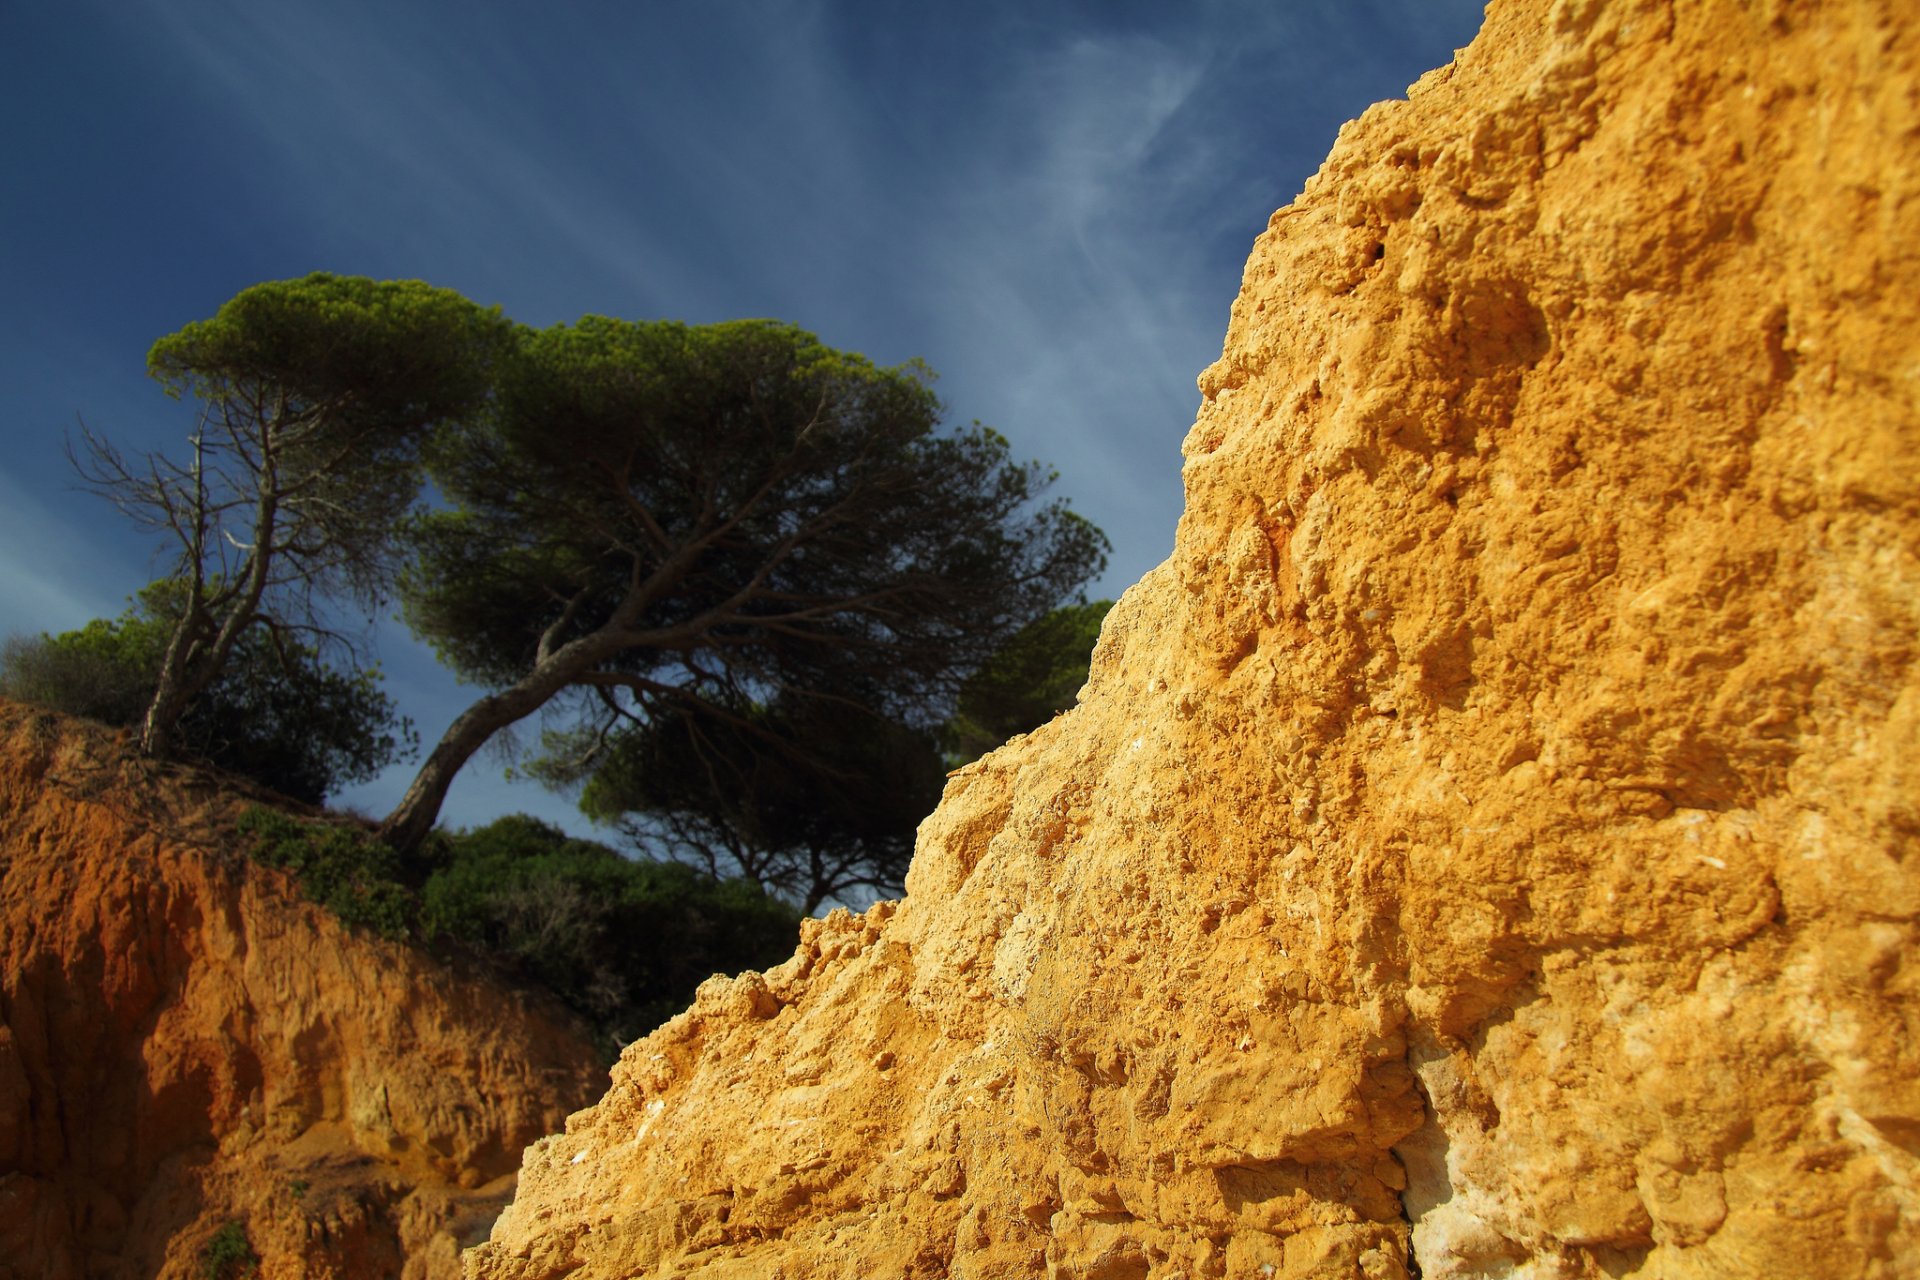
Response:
[470, 1, 1920, 1275]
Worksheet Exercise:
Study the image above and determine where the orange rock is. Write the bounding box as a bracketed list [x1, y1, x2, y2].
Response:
[467, 1, 1920, 1276]
[0, 702, 606, 1278]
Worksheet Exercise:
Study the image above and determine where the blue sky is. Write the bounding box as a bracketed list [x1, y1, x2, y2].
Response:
[0, 0, 1484, 835]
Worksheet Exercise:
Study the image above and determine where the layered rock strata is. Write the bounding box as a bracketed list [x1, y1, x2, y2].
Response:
[471, 0, 1920, 1276]
[0, 702, 607, 1279]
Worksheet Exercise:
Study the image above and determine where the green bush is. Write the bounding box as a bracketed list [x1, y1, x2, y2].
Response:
[422, 815, 800, 1045]
[235, 809, 798, 1053]
[200, 1220, 256, 1280]
[0, 579, 414, 804]
[237, 808, 413, 939]
[0, 630, 154, 725]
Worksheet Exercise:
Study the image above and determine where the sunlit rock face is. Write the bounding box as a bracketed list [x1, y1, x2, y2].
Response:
[468, 1, 1920, 1276]
[0, 702, 607, 1280]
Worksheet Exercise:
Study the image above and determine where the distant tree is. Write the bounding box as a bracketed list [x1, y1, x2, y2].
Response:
[383, 317, 1107, 854]
[942, 598, 1113, 765]
[537, 693, 948, 912]
[72, 274, 512, 762]
[534, 602, 1115, 915]
[1, 579, 413, 803]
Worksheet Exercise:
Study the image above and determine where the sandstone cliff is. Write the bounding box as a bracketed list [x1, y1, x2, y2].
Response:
[0, 701, 608, 1279]
[470, 1, 1920, 1276]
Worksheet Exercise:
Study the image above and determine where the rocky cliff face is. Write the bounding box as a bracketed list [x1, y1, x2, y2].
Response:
[0, 702, 607, 1279]
[470, 1, 1920, 1277]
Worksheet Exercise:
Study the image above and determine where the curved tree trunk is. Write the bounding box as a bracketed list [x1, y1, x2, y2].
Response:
[378, 680, 565, 856]
[378, 627, 639, 856]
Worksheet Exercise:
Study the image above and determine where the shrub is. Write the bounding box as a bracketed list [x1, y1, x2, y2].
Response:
[422, 815, 800, 1045]
[0, 630, 153, 725]
[237, 808, 413, 940]
[200, 1220, 256, 1280]
[235, 808, 798, 1053]
[0, 579, 414, 804]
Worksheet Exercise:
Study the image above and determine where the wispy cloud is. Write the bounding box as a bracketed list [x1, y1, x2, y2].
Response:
[129, 2, 882, 324]
[0, 470, 138, 636]
[887, 26, 1248, 586]
[134, 3, 701, 313]
[6, 0, 1486, 831]
[113, 1, 1476, 595]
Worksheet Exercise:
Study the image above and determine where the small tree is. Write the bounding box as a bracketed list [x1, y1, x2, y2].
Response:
[2, 579, 414, 804]
[554, 601, 1112, 910]
[383, 317, 1106, 854]
[73, 274, 513, 761]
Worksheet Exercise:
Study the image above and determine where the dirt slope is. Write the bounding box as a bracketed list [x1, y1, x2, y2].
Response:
[0, 701, 607, 1278]
[470, 1, 1919, 1276]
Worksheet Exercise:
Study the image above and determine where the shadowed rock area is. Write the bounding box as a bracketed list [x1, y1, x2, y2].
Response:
[0, 702, 608, 1279]
[467, 0, 1920, 1277]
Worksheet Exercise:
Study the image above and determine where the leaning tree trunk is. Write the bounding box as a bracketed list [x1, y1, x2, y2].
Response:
[377, 630, 634, 855]
[139, 652, 195, 760]
[139, 589, 207, 758]
[378, 682, 563, 855]
[143, 474, 279, 759]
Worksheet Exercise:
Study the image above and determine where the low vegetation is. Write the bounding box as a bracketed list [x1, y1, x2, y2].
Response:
[236, 808, 798, 1052]
[237, 809, 414, 939]
[1, 579, 412, 805]
[199, 1220, 256, 1280]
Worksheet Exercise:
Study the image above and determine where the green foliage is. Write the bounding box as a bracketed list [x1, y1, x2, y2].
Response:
[380, 314, 1107, 852]
[179, 636, 414, 806]
[199, 1220, 256, 1280]
[421, 816, 799, 1045]
[238, 809, 413, 939]
[149, 272, 512, 400]
[143, 272, 512, 590]
[554, 695, 947, 911]
[943, 599, 1114, 765]
[560, 602, 1117, 905]
[147, 275, 515, 557]
[0, 627, 155, 727]
[234, 806, 796, 1049]
[402, 316, 1101, 694]
[0, 580, 413, 804]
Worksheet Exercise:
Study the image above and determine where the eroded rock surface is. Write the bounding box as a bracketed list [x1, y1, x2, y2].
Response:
[471, 1, 1920, 1276]
[0, 702, 607, 1279]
